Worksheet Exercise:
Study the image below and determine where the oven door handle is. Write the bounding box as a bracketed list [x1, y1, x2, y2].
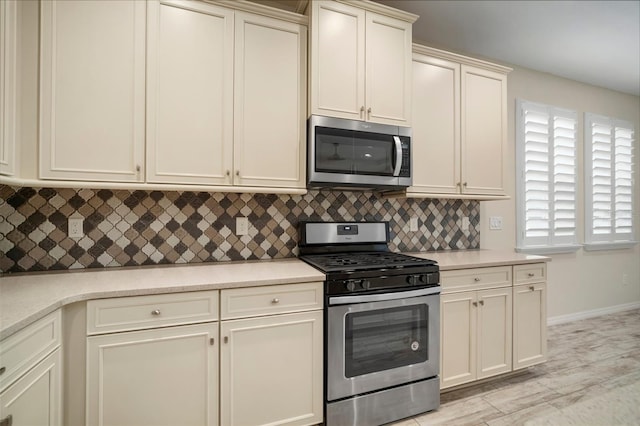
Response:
[328, 286, 440, 306]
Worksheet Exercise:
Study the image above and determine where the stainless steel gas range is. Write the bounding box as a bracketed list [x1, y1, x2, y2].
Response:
[298, 221, 441, 426]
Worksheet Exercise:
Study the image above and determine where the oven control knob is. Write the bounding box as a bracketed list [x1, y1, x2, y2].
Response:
[361, 280, 371, 290]
[345, 280, 357, 292]
[406, 275, 418, 285]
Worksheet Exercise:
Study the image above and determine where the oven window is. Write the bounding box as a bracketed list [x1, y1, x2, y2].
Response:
[345, 304, 428, 377]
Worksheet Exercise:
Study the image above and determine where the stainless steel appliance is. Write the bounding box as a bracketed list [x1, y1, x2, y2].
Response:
[307, 115, 412, 191]
[298, 222, 440, 426]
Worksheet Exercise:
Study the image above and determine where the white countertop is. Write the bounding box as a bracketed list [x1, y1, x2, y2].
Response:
[0, 259, 324, 340]
[0, 249, 549, 340]
[407, 249, 550, 270]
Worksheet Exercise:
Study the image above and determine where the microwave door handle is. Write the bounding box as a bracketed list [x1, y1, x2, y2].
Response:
[393, 136, 402, 176]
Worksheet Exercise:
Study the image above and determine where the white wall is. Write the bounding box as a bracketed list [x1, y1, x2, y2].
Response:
[481, 65, 640, 321]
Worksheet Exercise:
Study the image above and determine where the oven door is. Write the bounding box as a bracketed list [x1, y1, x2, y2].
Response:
[326, 287, 440, 401]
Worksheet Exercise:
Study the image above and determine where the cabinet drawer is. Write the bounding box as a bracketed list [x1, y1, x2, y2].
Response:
[87, 291, 219, 335]
[441, 266, 512, 293]
[0, 310, 61, 392]
[221, 282, 323, 320]
[514, 263, 547, 285]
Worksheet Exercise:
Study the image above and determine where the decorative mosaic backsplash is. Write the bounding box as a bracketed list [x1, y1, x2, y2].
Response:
[0, 186, 479, 274]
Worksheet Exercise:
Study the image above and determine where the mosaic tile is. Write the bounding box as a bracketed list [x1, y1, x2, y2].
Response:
[0, 185, 480, 274]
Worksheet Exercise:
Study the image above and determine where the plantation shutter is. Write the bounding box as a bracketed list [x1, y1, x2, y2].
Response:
[516, 100, 577, 250]
[585, 114, 635, 244]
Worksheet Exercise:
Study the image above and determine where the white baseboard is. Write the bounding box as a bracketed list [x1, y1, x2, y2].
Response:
[547, 301, 640, 326]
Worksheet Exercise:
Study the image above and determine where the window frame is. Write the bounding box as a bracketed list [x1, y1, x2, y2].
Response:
[584, 113, 637, 251]
[515, 99, 581, 254]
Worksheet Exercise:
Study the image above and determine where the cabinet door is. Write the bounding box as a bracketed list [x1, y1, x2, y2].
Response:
[310, 0, 365, 121]
[86, 323, 218, 426]
[513, 283, 547, 369]
[460, 65, 507, 195]
[440, 291, 476, 389]
[146, 0, 233, 185]
[40, 0, 145, 182]
[0, 0, 17, 176]
[365, 11, 412, 126]
[0, 349, 61, 426]
[410, 54, 460, 194]
[234, 12, 306, 188]
[477, 287, 512, 379]
[220, 311, 323, 426]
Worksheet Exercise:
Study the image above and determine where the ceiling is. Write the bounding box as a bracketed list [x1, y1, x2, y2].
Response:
[374, 0, 640, 96]
[263, 0, 640, 96]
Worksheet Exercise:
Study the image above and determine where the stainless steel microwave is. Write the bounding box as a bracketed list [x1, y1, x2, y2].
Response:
[307, 115, 412, 191]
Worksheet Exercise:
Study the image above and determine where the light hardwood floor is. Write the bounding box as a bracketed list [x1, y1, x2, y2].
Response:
[392, 308, 640, 426]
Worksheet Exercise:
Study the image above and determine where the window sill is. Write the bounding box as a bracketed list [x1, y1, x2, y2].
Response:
[583, 241, 638, 251]
[515, 245, 582, 255]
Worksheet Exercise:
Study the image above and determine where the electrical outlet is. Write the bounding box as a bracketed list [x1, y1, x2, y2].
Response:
[236, 217, 249, 236]
[68, 216, 84, 238]
[489, 216, 503, 230]
[461, 216, 470, 230]
[409, 217, 419, 232]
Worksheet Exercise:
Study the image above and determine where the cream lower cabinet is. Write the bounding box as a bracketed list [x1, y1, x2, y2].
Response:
[513, 264, 548, 369]
[146, 0, 307, 189]
[0, 311, 62, 426]
[85, 291, 219, 426]
[440, 287, 512, 389]
[441, 263, 548, 390]
[220, 282, 323, 426]
[409, 45, 511, 199]
[86, 323, 218, 426]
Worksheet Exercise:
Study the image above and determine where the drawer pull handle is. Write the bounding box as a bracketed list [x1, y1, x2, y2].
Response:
[474, 277, 480, 282]
[0, 366, 5, 375]
[527, 273, 535, 277]
[529, 286, 535, 291]
[0, 415, 12, 426]
[151, 309, 161, 316]
[224, 336, 228, 344]
[271, 298, 280, 304]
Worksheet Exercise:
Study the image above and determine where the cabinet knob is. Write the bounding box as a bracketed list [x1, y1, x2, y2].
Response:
[479, 300, 484, 306]
[527, 273, 535, 277]
[0, 366, 5, 376]
[474, 277, 481, 282]
[367, 107, 372, 119]
[472, 301, 478, 307]
[151, 309, 161, 316]
[271, 298, 280, 304]
[456, 182, 461, 187]
[224, 336, 229, 344]
[529, 286, 535, 291]
[463, 182, 467, 187]
[236, 170, 240, 177]
[0, 415, 12, 426]
[360, 106, 365, 117]
[226, 170, 230, 176]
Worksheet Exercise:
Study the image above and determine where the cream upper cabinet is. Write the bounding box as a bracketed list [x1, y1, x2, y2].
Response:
[409, 46, 510, 199]
[40, 0, 145, 182]
[0, 0, 17, 176]
[146, 0, 234, 185]
[233, 11, 306, 188]
[147, 1, 306, 190]
[410, 54, 460, 194]
[513, 264, 548, 369]
[309, 0, 415, 126]
[461, 65, 507, 196]
[220, 283, 323, 426]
